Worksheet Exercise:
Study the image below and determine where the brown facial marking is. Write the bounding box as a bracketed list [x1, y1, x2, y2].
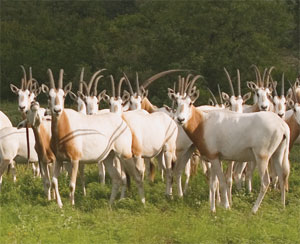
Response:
[183, 106, 218, 160]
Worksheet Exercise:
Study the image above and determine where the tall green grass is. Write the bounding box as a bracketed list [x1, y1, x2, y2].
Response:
[0, 102, 299, 243]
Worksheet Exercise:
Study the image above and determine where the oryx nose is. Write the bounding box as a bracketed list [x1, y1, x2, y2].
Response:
[278, 113, 284, 118]
[19, 106, 25, 110]
[177, 117, 185, 123]
[54, 108, 61, 113]
[261, 105, 267, 110]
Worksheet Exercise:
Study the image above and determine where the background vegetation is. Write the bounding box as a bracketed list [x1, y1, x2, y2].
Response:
[1, 0, 299, 106]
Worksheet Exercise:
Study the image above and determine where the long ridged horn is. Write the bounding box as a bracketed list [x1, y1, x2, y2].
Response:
[218, 84, 223, 104]
[142, 69, 185, 89]
[288, 80, 298, 103]
[187, 75, 202, 96]
[207, 88, 218, 105]
[118, 77, 126, 97]
[136, 72, 140, 96]
[281, 73, 285, 96]
[266, 66, 275, 88]
[123, 72, 134, 95]
[92, 75, 103, 96]
[270, 76, 278, 97]
[47, 69, 56, 89]
[79, 68, 84, 93]
[20, 65, 27, 90]
[184, 74, 193, 93]
[181, 77, 185, 95]
[262, 68, 268, 85]
[29, 67, 32, 81]
[26, 79, 33, 90]
[224, 67, 235, 96]
[178, 76, 182, 94]
[110, 75, 116, 97]
[58, 69, 64, 89]
[251, 65, 262, 87]
[81, 81, 89, 95]
[237, 69, 241, 96]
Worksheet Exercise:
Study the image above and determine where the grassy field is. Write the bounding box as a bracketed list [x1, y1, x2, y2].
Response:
[0, 101, 300, 244]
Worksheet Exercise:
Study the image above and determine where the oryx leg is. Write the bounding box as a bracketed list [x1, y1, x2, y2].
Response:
[69, 159, 79, 206]
[52, 160, 63, 208]
[0, 159, 11, 192]
[183, 160, 191, 194]
[233, 162, 247, 190]
[209, 165, 218, 212]
[78, 163, 86, 196]
[40, 160, 52, 201]
[225, 161, 234, 206]
[97, 161, 105, 185]
[246, 161, 256, 193]
[252, 156, 270, 214]
[210, 159, 230, 210]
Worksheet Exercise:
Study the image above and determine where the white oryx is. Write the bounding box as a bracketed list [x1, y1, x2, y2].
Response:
[0, 126, 38, 192]
[10, 65, 42, 177]
[101, 73, 179, 199]
[168, 77, 290, 213]
[42, 68, 133, 207]
[0, 111, 12, 129]
[68, 68, 107, 185]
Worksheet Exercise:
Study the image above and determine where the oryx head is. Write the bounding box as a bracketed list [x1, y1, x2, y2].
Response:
[42, 68, 72, 117]
[168, 74, 201, 125]
[271, 73, 286, 118]
[287, 81, 300, 125]
[247, 65, 275, 111]
[221, 68, 251, 113]
[10, 65, 41, 114]
[100, 75, 128, 115]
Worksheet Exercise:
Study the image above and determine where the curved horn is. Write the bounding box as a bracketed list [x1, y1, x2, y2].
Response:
[20, 65, 27, 90]
[118, 77, 126, 97]
[251, 65, 262, 87]
[29, 67, 33, 81]
[81, 81, 89, 95]
[184, 74, 193, 92]
[142, 69, 186, 89]
[270, 76, 278, 97]
[93, 75, 103, 96]
[136, 72, 140, 96]
[88, 69, 106, 95]
[177, 76, 182, 95]
[79, 68, 84, 93]
[58, 69, 64, 89]
[110, 75, 116, 97]
[218, 84, 223, 104]
[26, 79, 33, 90]
[181, 77, 185, 95]
[237, 69, 241, 96]
[262, 68, 268, 85]
[123, 72, 134, 95]
[47, 69, 56, 89]
[224, 67, 235, 96]
[288, 80, 298, 103]
[281, 73, 285, 96]
[187, 75, 202, 96]
[266, 66, 275, 88]
[207, 88, 218, 105]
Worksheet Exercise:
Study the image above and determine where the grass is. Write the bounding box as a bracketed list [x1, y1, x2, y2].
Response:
[0, 101, 300, 243]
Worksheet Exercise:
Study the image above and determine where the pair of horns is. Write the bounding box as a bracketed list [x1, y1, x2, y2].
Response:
[271, 73, 285, 97]
[224, 67, 241, 96]
[110, 75, 126, 98]
[79, 68, 106, 96]
[207, 84, 224, 105]
[174, 74, 202, 96]
[48, 68, 64, 89]
[251, 65, 275, 88]
[288, 79, 299, 104]
[20, 65, 38, 91]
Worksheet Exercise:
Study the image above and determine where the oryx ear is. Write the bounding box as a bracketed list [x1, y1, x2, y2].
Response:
[168, 88, 176, 100]
[68, 91, 78, 101]
[287, 98, 295, 109]
[222, 92, 230, 101]
[294, 78, 300, 88]
[190, 90, 200, 103]
[122, 90, 131, 103]
[77, 91, 86, 101]
[64, 82, 72, 94]
[41, 84, 49, 94]
[243, 92, 252, 104]
[208, 98, 215, 106]
[17, 120, 27, 129]
[163, 104, 172, 113]
[122, 102, 130, 111]
[10, 84, 19, 94]
[247, 81, 258, 91]
[140, 86, 148, 98]
[98, 90, 110, 104]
